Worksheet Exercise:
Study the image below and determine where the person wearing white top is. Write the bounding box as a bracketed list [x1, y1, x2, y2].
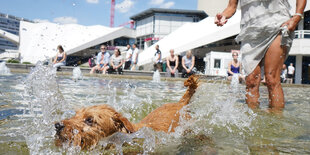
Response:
[109, 48, 124, 74]
[124, 44, 132, 70]
[181, 50, 195, 78]
[280, 64, 287, 83]
[287, 63, 295, 84]
[131, 44, 139, 71]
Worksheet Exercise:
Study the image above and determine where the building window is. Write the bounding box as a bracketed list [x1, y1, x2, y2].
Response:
[214, 59, 221, 68]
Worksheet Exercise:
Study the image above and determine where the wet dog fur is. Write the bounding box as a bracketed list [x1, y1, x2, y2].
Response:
[55, 75, 199, 149]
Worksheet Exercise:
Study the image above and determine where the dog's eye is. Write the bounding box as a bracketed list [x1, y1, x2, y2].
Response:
[85, 117, 93, 126]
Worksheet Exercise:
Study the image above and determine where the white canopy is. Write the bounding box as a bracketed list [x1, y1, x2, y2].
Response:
[137, 11, 241, 66]
[19, 21, 135, 63]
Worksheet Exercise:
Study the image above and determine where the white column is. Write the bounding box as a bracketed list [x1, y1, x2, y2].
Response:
[295, 55, 303, 84]
[144, 41, 148, 49]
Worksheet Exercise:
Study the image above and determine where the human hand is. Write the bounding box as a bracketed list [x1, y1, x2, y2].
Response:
[215, 13, 227, 26]
[281, 16, 301, 32]
[186, 69, 190, 73]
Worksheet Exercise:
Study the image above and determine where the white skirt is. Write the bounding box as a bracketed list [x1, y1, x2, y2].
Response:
[236, 0, 295, 75]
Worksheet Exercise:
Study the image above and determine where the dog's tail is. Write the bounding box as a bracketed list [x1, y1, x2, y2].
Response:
[179, 75, 200, 105]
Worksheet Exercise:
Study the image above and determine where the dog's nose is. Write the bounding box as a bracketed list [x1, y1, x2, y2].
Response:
[55, 122, 64, 132]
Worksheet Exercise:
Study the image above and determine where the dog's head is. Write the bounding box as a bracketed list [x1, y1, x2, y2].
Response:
[54, 105, 135, 149]
[184, 75, 199, 90]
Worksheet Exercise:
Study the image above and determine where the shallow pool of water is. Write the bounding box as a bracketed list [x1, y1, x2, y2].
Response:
[0, 63, 309, 154]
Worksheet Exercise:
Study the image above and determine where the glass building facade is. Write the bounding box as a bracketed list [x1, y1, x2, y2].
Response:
[0, 12, 32, 52]
[130, 8, 207, 49]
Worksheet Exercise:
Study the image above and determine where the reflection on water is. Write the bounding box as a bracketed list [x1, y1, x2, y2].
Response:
[0, 63, 310, 154]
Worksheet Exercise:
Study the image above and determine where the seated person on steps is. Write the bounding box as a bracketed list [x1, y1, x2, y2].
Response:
[227, 51, 245, 83]
[182, 50, 196, 78]
[53, 45, 67, 70]
[108, 48, 124, 74]
[90, 45, 110, 74]
[166, 49, 179, 77]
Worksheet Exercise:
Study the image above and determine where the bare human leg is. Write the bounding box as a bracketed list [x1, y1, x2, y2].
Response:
[90, 65, 99, 74]
[246, 64, 262, 109]
[264, 35, 287, 110]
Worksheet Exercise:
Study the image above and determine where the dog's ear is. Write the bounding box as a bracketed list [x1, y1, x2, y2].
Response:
[112, 114, 135, 133]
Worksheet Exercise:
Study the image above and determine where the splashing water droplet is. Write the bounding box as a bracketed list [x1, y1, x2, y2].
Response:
[0, 62, 11, 75]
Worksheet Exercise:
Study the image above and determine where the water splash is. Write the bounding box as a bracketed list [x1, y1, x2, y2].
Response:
[230, 74, 240, 93]
[95, 128, 158, 154]
[0, 62, 11, 75]
[152, 70, 161, 83]
[230, 73, 239, 86]
[9, 63, 308, 154]
[22, 61, 66, 154]
[72, 67, 83, 81]
[185, 83, 257, 138]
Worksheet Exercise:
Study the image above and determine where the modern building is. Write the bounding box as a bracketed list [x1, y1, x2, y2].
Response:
[0, 12, 32, 53]
[130, 8, 207, 49]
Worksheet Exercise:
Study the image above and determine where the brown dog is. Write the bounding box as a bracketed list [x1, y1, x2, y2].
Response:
[55, 75, 199, 149]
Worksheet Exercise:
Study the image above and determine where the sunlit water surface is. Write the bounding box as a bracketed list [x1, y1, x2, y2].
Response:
[0, 63, 309, 154]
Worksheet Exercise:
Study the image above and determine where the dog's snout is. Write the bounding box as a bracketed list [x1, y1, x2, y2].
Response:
[55, 122, 64, 132]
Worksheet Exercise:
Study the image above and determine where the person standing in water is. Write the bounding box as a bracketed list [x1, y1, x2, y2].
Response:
[215, 0, 306, 111]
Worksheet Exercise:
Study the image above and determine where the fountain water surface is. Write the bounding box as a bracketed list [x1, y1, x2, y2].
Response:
[0, 62, 309, 154]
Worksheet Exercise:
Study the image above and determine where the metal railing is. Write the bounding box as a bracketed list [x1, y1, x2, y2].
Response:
[295, 30, 310, 39]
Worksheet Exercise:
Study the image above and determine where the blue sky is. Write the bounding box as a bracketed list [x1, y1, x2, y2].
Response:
[1, 0, 197, 26]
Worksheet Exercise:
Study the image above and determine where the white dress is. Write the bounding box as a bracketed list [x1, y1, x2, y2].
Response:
[236, 0, 295, 75]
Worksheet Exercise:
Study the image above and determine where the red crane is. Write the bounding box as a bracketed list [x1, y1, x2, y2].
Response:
[110, 0, 135, 28]
[110, 0, 115, 27]
[119, 20, 135, 29]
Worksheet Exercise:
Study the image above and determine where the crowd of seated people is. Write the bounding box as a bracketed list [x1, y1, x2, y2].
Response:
[87, 43, 198, 78]
[54, 43, 200, 78]
[51, 41, 199, 77]
[89, 44, 140, 75]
